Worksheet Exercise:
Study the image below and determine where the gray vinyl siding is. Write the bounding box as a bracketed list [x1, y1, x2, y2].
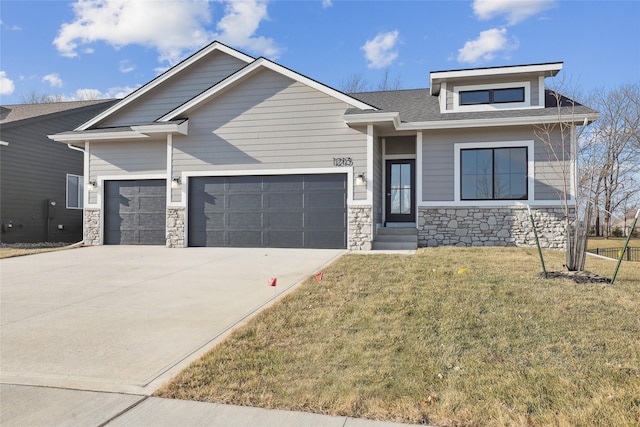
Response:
[385, 136, 416, 155]
[88, 139, 166, 204]
[0, 104, 110, 243]
[422, 136, 454, 201]
[99, 53, 248, 127]
[172, 68, 368, 201]
[534, 127, 571, 200]
[421, 126, 570, 202]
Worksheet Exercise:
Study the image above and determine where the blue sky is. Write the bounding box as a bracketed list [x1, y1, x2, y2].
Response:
[1, 0, 639, 105]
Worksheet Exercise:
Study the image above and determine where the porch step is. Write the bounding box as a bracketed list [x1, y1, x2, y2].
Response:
[372, 227, 418, 251]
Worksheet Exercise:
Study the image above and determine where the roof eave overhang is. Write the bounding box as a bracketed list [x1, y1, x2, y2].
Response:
[48, 120, 189, 144]
[430, 62, 563, 96]
[344, 111, 598, 131]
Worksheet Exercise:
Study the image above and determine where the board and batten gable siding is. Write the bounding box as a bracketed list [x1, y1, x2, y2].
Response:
[98, 53, 249, 128]
[171, 68, 368, 202]
[445, 76, 541, 111]
[88, 139, 166, 204]
[421, 126, 569, 203]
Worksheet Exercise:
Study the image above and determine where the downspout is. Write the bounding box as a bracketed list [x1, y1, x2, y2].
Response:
[67, 143, 85, 153]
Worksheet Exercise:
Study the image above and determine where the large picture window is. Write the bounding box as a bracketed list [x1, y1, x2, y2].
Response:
[460, 147, 528, 200]
[66, 174, 84, 209]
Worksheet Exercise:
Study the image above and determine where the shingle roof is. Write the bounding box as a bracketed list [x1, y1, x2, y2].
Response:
[345, 89, 596, 123]
[0, 100, 117, 125]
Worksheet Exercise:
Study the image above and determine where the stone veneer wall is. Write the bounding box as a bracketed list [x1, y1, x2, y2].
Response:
[84, 208, 101, 246]
[418, 207, 569, 249]
[166, 207, 185, 248]
[348, 206, 372, 250]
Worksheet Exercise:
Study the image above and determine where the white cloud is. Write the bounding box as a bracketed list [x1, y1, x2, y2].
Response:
[473, 0, 555, 25]
[65, 85, 138, 101]
[457, 27, 518, 64]
[0, 71, 15, 95]
[215, 0, 280, 58]
[43, 73, 63, 87]
[119, 60, 135, 73]
[322, 0, 333, 8]
[362, 30, 400, 69]
[53, 0, 279, 64]
[0, 19, 22, 31]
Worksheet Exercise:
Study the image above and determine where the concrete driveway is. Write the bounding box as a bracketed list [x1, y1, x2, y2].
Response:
[0, 246, 344, 396]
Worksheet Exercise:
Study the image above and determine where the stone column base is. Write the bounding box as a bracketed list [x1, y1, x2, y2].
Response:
[166, 207, 185, 248]
[83, 208, 101, 246]
[348, 206, 372, 250]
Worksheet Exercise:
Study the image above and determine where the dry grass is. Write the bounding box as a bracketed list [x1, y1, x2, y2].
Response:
[0, 243, 76, 259]
[588, 237, 640, 250]
[157, 247, 640, 426]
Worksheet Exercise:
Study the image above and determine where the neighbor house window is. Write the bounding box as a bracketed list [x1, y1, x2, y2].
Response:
[66, 174, 84, 209]
[460, 147, 528, 200]
[459, 87, 525, 105]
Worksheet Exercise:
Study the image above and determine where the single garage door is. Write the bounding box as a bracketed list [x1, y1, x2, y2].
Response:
[104, 180, 166, 245]
[189, 174, 347, 248]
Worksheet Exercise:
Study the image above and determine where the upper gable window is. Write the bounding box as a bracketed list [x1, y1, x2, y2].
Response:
[451, 81, 532, 112]
[460, 87, 525, 105]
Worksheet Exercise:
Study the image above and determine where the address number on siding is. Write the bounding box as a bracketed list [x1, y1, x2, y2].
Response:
[333, 157, 353, 167]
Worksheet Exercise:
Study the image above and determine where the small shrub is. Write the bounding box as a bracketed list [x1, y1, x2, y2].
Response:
[611, 226, 623, 238]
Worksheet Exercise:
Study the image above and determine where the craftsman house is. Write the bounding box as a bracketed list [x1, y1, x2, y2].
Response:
[49, 41, 597, 250]
[1, 100, 116, 243]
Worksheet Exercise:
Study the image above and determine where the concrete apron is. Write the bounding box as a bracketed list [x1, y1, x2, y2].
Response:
[0, 246, 345, 396]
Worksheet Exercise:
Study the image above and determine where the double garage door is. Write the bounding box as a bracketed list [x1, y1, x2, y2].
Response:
[189, 174, 347, 249]
[104, 174, 347, 249]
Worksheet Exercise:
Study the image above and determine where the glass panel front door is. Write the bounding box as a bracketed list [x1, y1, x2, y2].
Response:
[385, 159, 415, 223]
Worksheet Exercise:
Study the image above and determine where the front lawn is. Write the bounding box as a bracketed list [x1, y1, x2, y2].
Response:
[588, 237, 639, 250]
[157, 247, 640, 426]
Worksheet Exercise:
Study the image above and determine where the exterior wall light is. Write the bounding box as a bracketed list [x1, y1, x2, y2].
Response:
[171, 176, 181, 188]
[355, 172, 366, 186]
[87, 180, 97, 190]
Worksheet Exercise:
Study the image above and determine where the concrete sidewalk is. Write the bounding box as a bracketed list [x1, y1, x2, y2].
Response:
[1, 384, 429, 427]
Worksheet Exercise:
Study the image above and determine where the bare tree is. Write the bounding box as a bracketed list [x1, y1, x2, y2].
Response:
[19, 90, 64, 104]
[534, 82, 597, 271]
[340, 70, 403, 93]
[581, 84, 640, 238]
[375, 69, 402, 91]
[340, 73, 369, 93]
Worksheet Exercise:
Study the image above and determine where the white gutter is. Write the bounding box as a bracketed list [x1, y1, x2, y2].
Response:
[344, 112, 598, 131]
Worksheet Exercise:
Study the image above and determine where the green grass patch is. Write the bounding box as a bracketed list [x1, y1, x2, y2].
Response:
[157, 247, 640, 426]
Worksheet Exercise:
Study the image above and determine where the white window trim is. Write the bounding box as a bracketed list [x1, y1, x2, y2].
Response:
[450, 81, 536, 113]
[453, 140, 535, 206]
[66, 173, 84, 209]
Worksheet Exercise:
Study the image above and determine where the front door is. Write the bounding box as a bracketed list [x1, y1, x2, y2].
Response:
[385, 159, 415, 223]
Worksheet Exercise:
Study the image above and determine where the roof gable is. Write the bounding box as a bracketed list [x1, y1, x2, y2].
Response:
[77, 41, 254, 131]
[158, 57, 377, 122]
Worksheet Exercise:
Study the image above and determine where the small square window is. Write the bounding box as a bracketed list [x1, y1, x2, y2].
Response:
[66, 174, 84, 209]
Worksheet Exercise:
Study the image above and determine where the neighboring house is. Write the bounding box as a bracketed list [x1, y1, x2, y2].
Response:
[1, 100, 116, 243]
[49, 42, 597, 250]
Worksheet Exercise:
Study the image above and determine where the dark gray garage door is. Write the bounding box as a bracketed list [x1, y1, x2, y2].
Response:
[104, 180, 166, 245]
[188, 174, 346, 248]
